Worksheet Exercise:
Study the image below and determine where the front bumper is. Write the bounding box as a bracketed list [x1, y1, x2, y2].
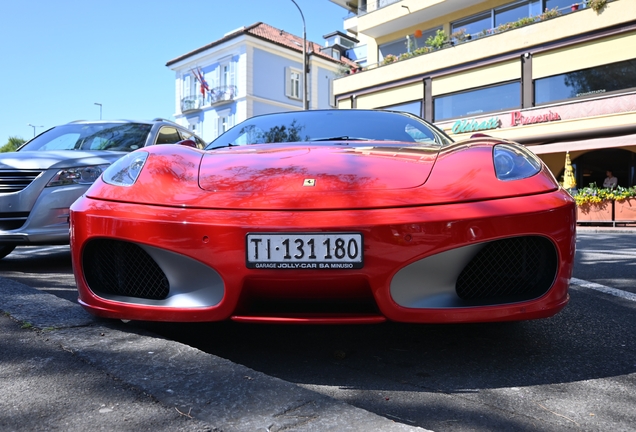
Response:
[0, 184, 88, 245]
[70, 190, 576, 324]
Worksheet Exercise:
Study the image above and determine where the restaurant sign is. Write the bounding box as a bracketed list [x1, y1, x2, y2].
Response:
[511, 110, 561, 126]
[451, 117, 500, 134]
[450, 110, 562, 134]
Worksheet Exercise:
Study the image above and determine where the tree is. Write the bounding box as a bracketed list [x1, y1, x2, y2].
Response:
[0, 136, 26, 152]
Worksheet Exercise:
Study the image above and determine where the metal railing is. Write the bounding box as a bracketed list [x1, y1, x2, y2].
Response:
[358, 0, 402, 15]
[180, 85, 238, 113]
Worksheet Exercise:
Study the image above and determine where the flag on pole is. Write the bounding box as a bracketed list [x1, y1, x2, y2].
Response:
[191, 67, 209, 96]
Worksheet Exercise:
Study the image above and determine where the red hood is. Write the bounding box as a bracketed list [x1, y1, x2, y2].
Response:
[87, 140, 560, 211]
[198, 144, 438, 193]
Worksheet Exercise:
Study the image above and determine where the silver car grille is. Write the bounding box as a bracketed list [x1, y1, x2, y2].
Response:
[0, 170, 43, 193]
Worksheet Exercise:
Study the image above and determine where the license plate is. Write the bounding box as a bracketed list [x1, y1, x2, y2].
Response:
[246, 233, 363, 269]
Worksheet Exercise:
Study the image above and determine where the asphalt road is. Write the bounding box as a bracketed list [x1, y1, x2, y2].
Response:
[1, 232, 636, 431]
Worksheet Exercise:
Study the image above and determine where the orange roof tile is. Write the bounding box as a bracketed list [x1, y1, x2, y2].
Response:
[166, 22, 357, 69]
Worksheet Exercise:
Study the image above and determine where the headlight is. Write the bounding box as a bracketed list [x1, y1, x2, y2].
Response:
[47, 164, 110, 187]
[493, 144, 541, 181]
[102, 151, 148, 187]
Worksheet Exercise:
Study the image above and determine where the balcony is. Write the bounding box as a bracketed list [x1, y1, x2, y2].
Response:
[181, 95, 204, 113]
[334, 0, 631, 96]
[180, 85, 237, 114]
[208, 85, 237, 106]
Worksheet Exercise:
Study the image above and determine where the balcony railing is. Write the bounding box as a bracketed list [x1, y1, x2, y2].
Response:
[180, 85, 237, 113]
[208, 85, 237, 105]
[181, 95, 204, 113]
[338, 1, 610, 76]
[358, 0, 402, 15]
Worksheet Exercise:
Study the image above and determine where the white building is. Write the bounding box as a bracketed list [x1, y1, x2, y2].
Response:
[166, 22, 357, 143]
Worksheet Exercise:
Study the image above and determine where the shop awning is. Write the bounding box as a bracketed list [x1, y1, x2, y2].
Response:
[527, 133, 636, 154]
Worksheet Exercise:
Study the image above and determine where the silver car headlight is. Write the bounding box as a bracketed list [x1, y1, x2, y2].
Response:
[102, 151, 148, 187]
[493, 144, 541, 181]
[47, 164, 110, 187]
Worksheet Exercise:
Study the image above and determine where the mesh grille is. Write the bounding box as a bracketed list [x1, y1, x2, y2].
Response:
[83, 239, 169, 300]
[456, 236, 557, 302]
[0, 170, 43, 193]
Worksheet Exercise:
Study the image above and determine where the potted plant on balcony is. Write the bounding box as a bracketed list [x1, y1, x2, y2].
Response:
[611, 186, 636, 222]
[425, 29, 447, 50]
[586, 0, 608, 12]
[573, 184, 613, 222]
[381, 54, 398, 65]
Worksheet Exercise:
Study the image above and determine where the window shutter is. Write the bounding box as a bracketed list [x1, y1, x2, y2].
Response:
[285, 67, 292, 97]
[184, 75, 191, 97]
[229, 60, 236, 88]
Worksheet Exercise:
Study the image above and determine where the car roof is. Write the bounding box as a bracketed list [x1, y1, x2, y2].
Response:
[66, 118, 183, 127]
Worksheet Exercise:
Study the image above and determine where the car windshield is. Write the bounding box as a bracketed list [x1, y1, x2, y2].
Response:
[19, 122, 152, 152]
[206, 110, 453, 149]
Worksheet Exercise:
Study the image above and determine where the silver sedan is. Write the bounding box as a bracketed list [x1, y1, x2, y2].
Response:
[0, 119, 205, 259]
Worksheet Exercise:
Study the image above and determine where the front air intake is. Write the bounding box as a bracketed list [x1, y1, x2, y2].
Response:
[456, 236, 557, 302]
[83, 239, 169, 300]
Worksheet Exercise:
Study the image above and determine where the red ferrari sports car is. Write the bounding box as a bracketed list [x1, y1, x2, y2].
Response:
[70, 109, 576, 324]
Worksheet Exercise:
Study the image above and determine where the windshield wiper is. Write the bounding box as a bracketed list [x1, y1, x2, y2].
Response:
[308, 136, 370, 142]
[208, 143, 240, 150]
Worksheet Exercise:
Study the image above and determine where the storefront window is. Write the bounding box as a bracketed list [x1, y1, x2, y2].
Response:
[535, 59, 636, 105]
[434, 82, 520, 121]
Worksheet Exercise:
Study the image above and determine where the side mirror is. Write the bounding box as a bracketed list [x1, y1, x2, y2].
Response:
[175, 139, 197, 148]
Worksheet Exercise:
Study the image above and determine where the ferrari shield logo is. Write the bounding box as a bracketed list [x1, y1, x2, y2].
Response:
[303, 179, 316, 187]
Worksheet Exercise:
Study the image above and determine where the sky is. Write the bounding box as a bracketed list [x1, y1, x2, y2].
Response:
[0, 0, 348, 142]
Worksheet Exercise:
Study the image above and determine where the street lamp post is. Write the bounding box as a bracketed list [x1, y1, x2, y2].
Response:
[94, 103, 102, 120]
[290, 0, 308, 110]
[27, 124, 43, 137]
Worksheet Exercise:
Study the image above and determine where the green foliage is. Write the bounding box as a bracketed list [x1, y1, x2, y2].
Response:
[587, 0, 608, 12]
[425, 29, 447, 50]
[573, 183, 636, 205]
[0, 136, 26, 152]
[381, 54, 398, 65]
[375, 3, 569, 69]
[537, 7, 561, 20]
[450, 28, 470, 44]
[412, 46, 433, 55]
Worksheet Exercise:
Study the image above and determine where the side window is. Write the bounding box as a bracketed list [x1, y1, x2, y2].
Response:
[193, 136, 206, 149]
[155, 127, 182, 145]
[178, 130, 206, 149]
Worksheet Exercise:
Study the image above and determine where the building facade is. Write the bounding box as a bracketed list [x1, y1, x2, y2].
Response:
[330, 0, 636, 189]
[166, 22, 355, 143]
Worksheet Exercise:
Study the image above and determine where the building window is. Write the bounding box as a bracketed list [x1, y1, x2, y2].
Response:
[379, 27, 440, 61]
[219, 116, 229, 134]
[451, 12, 492, 38]
[286, 67, 302, 100]
[434, 82, 521, 121]
[494, 1, 541, 28]
[534, 58, 636, 105]
[451, 0, 574, 39]
[381, 101, 423, 118]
